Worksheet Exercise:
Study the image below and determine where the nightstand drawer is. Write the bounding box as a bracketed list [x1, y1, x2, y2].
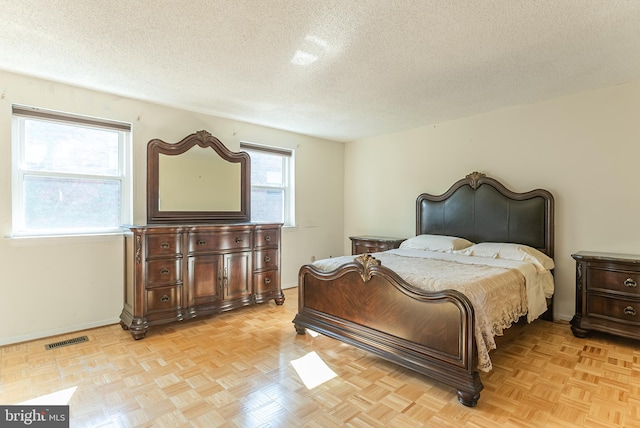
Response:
[350, 236, 405, 255]
[586, 294, 640, 325]
[587, 267, 640, 295]
[353, 242, 390, 254]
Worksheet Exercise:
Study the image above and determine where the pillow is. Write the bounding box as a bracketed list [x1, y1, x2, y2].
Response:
[399, 234, 474, 252]
[457, 242, 555, 272]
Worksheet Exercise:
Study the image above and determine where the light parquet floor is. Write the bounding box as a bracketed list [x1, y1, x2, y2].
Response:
[1, 287, 640, 427]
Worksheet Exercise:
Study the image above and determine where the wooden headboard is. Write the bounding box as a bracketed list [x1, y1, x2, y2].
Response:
[416, 172, 554, 258]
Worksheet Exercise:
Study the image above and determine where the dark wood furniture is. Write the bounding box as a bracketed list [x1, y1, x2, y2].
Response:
[571, 251, 640, 340]
[293, 172, 554, 407]
[120, 223, 283, 339]
[120, 131, 284, 339]
[350, 235, 406, 255]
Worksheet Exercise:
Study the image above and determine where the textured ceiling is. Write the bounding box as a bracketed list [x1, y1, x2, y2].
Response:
[1, 1, 640, 142]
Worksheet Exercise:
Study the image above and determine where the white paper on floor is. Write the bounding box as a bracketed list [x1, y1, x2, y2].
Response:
[290, 351, 337, 389]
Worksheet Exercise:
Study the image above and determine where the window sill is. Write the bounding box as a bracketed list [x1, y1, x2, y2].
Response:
[6, 231, 125, 247]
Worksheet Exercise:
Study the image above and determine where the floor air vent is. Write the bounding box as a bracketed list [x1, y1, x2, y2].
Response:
[45, 335, 89, 350]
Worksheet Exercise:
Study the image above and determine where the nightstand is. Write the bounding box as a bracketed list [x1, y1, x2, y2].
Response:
[571, 251, 640, 340]
[349, 235, 406, 255]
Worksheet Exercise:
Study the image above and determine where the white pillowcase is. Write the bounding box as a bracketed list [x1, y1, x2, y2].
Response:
[400, 234, 474, 252]
[455, 242, 555, 272]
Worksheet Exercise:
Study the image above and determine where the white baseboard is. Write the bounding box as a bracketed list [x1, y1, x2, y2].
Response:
[0, 318, 120, 347]
[553, 313, 572, 322]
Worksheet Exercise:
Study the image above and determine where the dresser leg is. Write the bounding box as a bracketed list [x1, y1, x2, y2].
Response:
[274, 295, 285, 305]
[570, 316, 588, 338]
[125, 318, 148, 340]
[130, 330, 147, 340]
[457, 390, 480, 407]
[570, 326, 588, 338]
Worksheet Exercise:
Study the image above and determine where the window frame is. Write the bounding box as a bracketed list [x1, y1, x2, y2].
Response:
[240, 142, 295, 227]
[11, 105, 132, 237]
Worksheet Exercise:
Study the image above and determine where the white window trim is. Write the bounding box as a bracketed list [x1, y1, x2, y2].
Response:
[240, 142, 295, 227]
[11, 105, 132, 237]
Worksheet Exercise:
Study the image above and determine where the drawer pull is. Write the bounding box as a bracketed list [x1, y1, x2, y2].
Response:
[624, 306, 637, 316]
[160, 242, 170, 249]
[265, 235, 271, 242]
[235, 237, 243, 243]
[160, 268, 170, 275]
[264, 277, 271, 284]
[624, 278, 637, 288]
[161, 295, 170, 302]
[264, 256, 271, 262]
[197, 240, 207, 246]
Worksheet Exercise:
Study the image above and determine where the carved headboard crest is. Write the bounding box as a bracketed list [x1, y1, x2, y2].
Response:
[195, 129, 212, 141]
[465, 171, 486, 190]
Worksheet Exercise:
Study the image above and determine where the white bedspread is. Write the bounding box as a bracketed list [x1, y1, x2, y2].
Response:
[312, 248, 554, 372]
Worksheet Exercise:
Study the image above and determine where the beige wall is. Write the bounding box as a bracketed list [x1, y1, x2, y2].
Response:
[344, 79, 640, 321]
[0, 70, 345, 345]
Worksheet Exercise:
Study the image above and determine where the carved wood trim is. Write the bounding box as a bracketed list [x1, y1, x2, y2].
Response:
[146, 130, 251, 224]
[465, 171, 486, 190]
[135, 235, 142, 264]
[354, 254, 382, 282]
[576, 262, 582, 290]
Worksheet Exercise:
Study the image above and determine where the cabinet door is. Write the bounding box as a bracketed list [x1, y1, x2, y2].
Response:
[189, 254, 224, 307]
[224, 252, 251, 301]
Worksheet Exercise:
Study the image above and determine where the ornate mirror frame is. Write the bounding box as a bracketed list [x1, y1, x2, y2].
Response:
[147, 130, 251, 223]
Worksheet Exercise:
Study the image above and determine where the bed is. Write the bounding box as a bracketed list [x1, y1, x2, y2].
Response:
[292, 172, 554, 407]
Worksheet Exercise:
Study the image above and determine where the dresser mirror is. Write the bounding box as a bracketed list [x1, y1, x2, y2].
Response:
[147, 130, 250, 223]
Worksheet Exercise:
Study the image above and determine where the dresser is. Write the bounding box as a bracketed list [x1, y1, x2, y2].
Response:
[120, 223, 283, 339]
[349, 235, 406, 255]
[571, 251, 640, 340]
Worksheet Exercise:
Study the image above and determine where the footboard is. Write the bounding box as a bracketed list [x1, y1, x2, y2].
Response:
[292, 254, 483, 406]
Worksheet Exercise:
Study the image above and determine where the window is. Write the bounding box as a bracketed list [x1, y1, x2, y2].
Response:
[12, 105, 132, 236]
[240, 142, 294, 226]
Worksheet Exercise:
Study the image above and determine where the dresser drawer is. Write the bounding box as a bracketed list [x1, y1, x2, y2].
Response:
[146, 259, 182, 286]
[146, 233, 181, 257]
[255, 228, 280, 248]
[586, 294, 640, 325]
[586, 267, 640, 295]
[146, 286, 181, 313]
[254, 249, 279, 271]
[254, 270, 279, 294]
[188, 230, 252, 253]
